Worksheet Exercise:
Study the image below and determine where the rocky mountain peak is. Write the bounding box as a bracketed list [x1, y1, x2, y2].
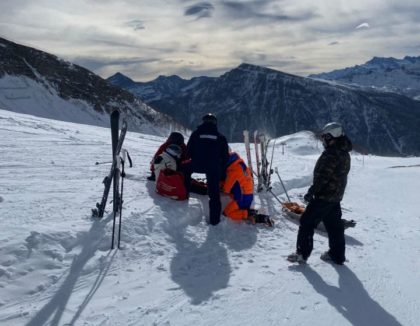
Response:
[107, 72, 135, 88]
[365, 56, 399, 67]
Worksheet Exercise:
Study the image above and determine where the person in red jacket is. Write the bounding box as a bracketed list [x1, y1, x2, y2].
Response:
[221, 152, 273, 226]
[147, 132, 188, 181]
[154, 144, 188, 200]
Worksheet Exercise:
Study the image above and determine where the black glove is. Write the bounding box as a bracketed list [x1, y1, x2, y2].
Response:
[303, 192, 314, 203]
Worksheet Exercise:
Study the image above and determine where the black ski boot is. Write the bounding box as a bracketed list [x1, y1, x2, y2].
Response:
[287, 252, 307, 264]
[147, 172, 156, 181]
[247, 210, 274, 227]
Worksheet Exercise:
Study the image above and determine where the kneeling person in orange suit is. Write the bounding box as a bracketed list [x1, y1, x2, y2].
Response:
[221, 152, 273, 226]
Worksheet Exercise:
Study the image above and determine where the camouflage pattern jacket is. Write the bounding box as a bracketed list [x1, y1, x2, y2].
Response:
[308, 135, 352, 202]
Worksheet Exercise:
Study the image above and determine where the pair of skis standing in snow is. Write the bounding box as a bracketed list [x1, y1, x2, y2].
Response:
[92, 110, 132, 249]
[243, 130, 277, 193]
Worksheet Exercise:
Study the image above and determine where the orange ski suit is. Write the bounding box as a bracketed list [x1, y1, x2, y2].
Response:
[221, 152, 254, 220]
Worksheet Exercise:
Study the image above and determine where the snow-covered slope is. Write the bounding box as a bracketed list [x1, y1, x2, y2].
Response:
[0, 109, 419, 325]
[0, 37, 184, 137]
[309, 56, 420, 100]
[0, 74, 110, 126]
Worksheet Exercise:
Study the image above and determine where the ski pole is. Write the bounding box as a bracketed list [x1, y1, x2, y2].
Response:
[274, 167, 291, 202]
[111, 210, 117, 249]
[117, 152, 126, 249]
[111, 154, 121, 250]
[268, 189, 284, 205]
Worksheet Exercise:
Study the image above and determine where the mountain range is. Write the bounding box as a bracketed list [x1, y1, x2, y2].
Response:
[1, 36, 420, 156]
[310, 56, 420, 100]
[0, 37, 183, 135]
[108, 64, 420, 156]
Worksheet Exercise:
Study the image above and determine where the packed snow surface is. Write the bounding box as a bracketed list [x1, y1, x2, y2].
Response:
[0, 109, 419, 326]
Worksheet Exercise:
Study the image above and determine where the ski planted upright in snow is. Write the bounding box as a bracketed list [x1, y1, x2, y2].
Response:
[92, 111, 128, 219]
[254, 131, 274, 191]
[243, 130, 254, 178]
[259, 133, 269, 189]
[254, 131, 263, 191]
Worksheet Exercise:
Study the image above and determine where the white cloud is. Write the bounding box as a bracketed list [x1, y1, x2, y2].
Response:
[355, 22, 370, 29]
[0, 0, 420, 80]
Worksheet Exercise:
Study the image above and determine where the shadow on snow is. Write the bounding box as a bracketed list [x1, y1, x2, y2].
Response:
[26, 214, 116, 326]
[290, 264, 402, 326]
[147, 181, 257, 305]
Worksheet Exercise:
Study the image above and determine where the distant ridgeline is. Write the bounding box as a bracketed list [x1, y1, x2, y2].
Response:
[0, 36, 184, 135]
[310, 56, 420, 101]
[108, 63, 420, 156]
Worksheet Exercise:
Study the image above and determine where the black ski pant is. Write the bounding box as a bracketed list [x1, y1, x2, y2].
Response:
[181, 162, 222, 225]
[296, 199, 345, 263]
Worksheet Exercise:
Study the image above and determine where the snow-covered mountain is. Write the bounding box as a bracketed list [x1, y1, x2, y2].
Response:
[0, 37, 184, 136]
[108, 64, 420, 156]
[309, 56, 420, 100]
[1, 109, 419, 325]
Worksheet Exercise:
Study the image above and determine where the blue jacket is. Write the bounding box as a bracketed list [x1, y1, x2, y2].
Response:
[187, 122, 229, 174]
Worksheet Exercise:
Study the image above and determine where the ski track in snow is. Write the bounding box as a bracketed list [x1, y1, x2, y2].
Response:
[0, 109, 419, 325]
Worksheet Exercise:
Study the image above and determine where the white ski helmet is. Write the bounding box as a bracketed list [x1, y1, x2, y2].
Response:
[321, 122, 344, 138]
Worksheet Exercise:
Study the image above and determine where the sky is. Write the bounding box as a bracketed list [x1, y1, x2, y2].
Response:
[1, 0, 420, 81]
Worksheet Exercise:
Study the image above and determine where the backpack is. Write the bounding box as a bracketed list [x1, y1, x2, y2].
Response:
[156, 168, 187, 200]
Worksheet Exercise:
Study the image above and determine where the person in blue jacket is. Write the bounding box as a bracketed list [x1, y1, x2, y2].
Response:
[183, 113, 229, 225]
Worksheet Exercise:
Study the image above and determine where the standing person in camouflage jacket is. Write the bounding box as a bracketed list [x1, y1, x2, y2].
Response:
[288, 122, 352, 265]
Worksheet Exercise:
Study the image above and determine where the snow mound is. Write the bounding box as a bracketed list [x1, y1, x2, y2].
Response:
[276, 131, 322, 156]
